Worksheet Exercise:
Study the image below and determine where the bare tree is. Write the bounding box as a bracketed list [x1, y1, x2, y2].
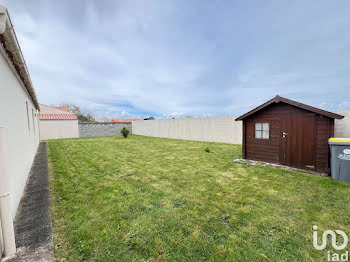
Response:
[61, 104, 96, 123]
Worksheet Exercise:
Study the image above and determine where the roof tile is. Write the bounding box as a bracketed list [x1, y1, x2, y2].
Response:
[40, 114, 77, 120]
[111, 118, 141, 123]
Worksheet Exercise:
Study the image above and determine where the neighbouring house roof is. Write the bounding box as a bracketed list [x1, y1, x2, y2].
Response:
[0, 5, 39, 110]
[235, 95, 344, 121]
[39, 104, 78, 120]
[111, 118, 141, 123]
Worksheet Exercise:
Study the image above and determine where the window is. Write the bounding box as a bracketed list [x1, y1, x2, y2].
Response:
[32, 109, 35, 135]
[255, 123, 269, 139]
[26, 102, 30, 132]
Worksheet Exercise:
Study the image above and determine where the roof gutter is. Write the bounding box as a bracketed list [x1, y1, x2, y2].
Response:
[0, 5, 39, 110]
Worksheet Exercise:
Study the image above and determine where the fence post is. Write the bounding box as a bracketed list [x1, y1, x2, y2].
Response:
[0, 127, 16, 257]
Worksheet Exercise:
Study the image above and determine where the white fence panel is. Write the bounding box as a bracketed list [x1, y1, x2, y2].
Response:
[132, 116, 242, 144]
[133, 111, 350, 145]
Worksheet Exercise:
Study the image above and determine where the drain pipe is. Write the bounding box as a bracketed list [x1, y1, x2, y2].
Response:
[0, 127, 16, 257]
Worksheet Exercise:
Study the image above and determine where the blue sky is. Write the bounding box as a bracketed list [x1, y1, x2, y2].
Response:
[2, 0, 350, 119]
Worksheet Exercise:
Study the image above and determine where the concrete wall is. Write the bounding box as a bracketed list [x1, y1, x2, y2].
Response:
[132, 117, 242, 144]
[40, 120, 79, 140]
[335, 110, 350, 138]
[0, 48, 40, 218]
[132, 112, 350, 144]
[79, 122, 132, 138]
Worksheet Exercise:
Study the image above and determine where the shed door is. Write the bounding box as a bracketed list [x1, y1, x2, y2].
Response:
[280, 112, 316, 170]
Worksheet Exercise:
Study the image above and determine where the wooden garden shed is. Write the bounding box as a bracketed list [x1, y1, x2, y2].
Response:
[236, 95, 344, 173]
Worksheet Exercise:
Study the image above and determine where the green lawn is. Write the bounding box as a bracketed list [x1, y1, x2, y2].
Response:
[48, 135, 350, 261]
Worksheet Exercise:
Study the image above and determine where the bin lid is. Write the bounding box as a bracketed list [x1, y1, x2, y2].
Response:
[329, 138, 350, 145]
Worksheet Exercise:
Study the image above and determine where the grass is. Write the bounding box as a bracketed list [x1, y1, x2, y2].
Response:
[48, 135, 350, 261]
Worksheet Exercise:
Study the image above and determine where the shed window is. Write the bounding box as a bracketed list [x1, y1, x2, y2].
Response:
[255, 123, 269, 139]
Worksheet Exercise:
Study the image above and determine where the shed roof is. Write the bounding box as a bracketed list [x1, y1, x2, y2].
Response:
[235, 95, 344, 121]
[39, 104, 77, 120]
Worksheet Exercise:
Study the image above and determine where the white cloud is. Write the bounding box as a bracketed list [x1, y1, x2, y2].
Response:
[2, 0, 350, 118]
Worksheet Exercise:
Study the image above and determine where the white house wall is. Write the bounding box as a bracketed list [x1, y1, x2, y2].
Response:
[39, 120, 79, 140]
[0, 49, 40, 218]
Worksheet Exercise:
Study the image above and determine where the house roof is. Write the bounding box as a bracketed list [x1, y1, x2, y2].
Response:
[39, 104, 77, 120]
[111, 118, 141, 123]
[40, 114, 78, 120]
[235, 95, 344, 121]
[0, 5, 39, 110]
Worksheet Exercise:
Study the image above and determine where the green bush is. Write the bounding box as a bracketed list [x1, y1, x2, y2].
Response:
[120, 127, 130, 138]
[205, 147, 210, 153]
